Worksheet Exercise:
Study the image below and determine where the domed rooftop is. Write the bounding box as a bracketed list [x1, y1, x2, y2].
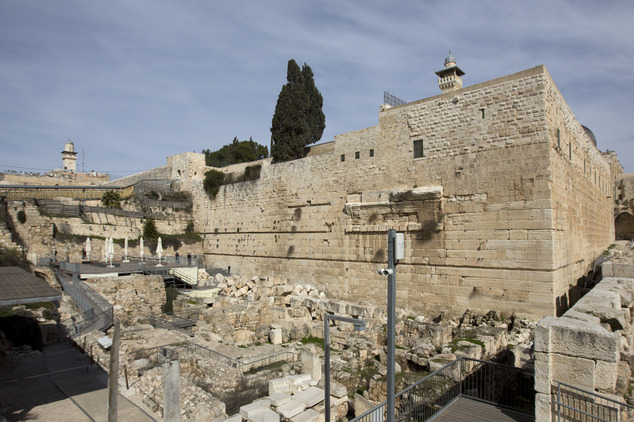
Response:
[581, 125, 597, 147]
[445, 50, 456, 66]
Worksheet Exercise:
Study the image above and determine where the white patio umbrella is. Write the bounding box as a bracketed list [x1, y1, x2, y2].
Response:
[140, 237, 144, 263]
[85, 237, 91, 261]
[156, 237, 163, 266]
[123, 237, 129, 262]
[107, 237, 115, 267]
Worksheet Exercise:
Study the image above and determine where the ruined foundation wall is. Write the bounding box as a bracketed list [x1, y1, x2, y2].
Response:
[188, 66, 612, 319]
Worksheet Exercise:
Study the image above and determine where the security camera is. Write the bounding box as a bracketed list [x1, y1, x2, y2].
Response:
[377, 268, 393, 276]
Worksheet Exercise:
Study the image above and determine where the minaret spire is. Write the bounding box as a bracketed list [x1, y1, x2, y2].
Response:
[435, 50, 465, 93]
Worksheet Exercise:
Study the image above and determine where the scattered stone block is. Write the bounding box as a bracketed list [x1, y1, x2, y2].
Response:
[247, 408, 281, 422]
[240, 399, 272, 420]
[277, 399, 306, 418]
[293, 386, 324, 408]
[290, 409, 319, 422]
[269, 393, 291, 407]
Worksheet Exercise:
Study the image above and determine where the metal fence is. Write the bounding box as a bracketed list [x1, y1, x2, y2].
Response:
[129, 341, 295, 374]
[351, 357, 534, 422]
[55, 267, 114, 336]
[552, 381, 634, 422]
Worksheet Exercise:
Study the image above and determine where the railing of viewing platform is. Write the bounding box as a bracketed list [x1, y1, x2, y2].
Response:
[350, 357, 534, 422]
[552, 381, 634, 422]
[55, 267, 114, 336]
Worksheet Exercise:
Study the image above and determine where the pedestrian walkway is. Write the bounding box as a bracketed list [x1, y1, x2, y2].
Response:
[44, 342, 156, 421]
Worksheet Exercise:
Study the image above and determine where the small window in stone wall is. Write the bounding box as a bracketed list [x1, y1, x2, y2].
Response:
[369, 148, 374, 157]
[355, 151, 360, 159]
[557, 129, 561, 149]
[569, 142, 572, 159]
[413, 139, 424, 159]
[341, 154, 345, 162]
[480, 108, 485, 119]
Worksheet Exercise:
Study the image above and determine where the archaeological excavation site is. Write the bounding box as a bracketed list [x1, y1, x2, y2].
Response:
[2, 57, 634, 422]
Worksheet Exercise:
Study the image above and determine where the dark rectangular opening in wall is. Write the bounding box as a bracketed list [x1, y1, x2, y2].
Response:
[557, 128, 561, 148]
[355, 151, 360, 159]
[369, 148, 374, 157]
[480, 108, 485, 119]
[569, 142, 572, 159]
[413, 139, 424, 159]
[341, 154, 345, 162]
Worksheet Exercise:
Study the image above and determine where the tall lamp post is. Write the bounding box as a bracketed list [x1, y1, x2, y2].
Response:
[377, 229, 403, 422]
[324, 313, 366, 422]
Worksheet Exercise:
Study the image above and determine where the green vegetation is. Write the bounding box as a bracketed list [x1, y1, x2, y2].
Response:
[101, 190, 122, 208]
[244, 361, 284, 375]
[300, 335, 325, 349]
[270, 59, 325, 162]
[142, 218, 159, 240]
[17, 210, 26, 224]
[0, 246, 31, 271]
[203, 164, 263, 199]
[203, 137, 268, 167]
[203, 169, 225, 198]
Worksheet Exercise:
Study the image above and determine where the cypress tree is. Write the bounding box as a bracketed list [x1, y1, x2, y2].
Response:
[271, 59, 325, 162]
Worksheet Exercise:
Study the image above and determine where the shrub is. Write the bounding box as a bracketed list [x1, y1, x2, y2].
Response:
[17, 210, 27, 224]
[203, 169, 225, 198]
[242, 164, 261, 181]
[143, 218, 159, 240]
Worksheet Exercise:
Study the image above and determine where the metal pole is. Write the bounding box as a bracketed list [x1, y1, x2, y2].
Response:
[107, 318, 120, 422]
[324, 316, 331, 422]
[387, 229, 396, 422]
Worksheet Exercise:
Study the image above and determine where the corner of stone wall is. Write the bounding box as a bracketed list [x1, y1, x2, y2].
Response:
[534, 276, 634, 421]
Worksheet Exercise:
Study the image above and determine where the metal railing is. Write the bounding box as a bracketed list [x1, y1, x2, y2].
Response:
[129, 341, 295, 374]
[351, 357, 534, 422]
[552, 381, 634, 421]
[55, 267, 114, 336]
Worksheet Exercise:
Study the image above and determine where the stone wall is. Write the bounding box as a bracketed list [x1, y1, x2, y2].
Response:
[534, 274, 634, 421]
[179, 65, 613, 320]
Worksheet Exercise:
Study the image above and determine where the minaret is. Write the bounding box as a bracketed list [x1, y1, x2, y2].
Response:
[62, 139, 78, 172]
[435, 50, 465, 93]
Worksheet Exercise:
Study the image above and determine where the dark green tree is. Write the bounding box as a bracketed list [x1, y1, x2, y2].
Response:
[301, 64, 325, 145]
[142, 218, 159, 240]
[203, 137, 268, 167]
[270, 59, 325, 162]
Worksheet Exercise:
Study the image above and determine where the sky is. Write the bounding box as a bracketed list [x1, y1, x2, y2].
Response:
[1, 1, 633, 179]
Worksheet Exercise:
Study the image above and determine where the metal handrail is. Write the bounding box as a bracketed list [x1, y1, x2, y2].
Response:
[350, 357, 534, 422]
[552, 380, 634, 422]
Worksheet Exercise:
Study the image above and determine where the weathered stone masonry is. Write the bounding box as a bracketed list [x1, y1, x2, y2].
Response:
[175, 65, 612, 319]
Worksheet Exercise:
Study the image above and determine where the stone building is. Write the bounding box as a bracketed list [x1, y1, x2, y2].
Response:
[61, 139, 78, 172]
[172, 56, 614, 319]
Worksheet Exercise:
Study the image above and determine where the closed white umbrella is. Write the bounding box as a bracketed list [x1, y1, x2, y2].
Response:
[85, 237, 91, 261]
[140, 237, 144, 263]
[156, 237, 163, 266]
[107, 237, 115, 267]
[123, 237, 129, 262]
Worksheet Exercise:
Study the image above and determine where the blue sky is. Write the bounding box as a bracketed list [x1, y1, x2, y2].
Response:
[1, 0, 633, 178]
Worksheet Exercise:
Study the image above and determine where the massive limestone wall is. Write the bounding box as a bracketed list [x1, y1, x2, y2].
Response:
[186, 65, 612, 319]
[544, 71, 614, 312]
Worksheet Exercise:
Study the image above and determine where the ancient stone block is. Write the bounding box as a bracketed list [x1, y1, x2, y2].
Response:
[277, 400, 305, 418]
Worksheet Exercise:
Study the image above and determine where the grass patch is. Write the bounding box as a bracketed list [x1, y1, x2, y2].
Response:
[300, 336, 325, 349]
